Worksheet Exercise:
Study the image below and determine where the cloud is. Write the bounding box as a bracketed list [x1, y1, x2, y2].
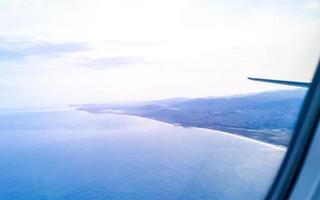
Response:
[106, 40, 155, 47]
[79, 56, 146, 69]
[0, 40, 92, 60]
[303, 0, 320, 12]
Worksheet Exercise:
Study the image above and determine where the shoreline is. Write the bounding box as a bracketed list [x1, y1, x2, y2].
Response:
[79, 109, 287, 152]
[1, 107, 287, 152]
[191, 126, 287, 151]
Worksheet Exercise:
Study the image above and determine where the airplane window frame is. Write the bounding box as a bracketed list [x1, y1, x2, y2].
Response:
[266, 61, 320, 200]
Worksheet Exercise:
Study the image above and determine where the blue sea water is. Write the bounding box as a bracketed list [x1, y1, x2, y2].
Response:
[0, 109, 285, 200]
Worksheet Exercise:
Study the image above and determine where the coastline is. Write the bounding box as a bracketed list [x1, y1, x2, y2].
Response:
[191, 126, 287, 151]
[79, 109, 288, 152]
[6, 106, 287, 152]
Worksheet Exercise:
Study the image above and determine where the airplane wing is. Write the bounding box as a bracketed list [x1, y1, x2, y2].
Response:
[248, 77, 310, 88]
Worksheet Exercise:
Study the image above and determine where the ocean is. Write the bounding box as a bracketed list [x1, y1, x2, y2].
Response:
[0, 109, 285, 200]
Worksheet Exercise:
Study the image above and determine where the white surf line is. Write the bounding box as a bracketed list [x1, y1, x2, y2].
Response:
[192, 127, 287, 151]
[125, 114, 287, 151]
[79, 111, 288, 151]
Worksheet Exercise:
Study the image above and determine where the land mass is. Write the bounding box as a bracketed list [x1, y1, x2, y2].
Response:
[74, 89, 306, 147]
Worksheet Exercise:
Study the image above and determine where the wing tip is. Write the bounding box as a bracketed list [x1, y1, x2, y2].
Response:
[248, 77, 310, 88]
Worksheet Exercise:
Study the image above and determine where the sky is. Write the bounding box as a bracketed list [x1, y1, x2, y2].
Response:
[0, 0, 319, 108]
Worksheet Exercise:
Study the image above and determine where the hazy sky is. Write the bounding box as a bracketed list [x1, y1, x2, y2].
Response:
[0, 0, 319, 108]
